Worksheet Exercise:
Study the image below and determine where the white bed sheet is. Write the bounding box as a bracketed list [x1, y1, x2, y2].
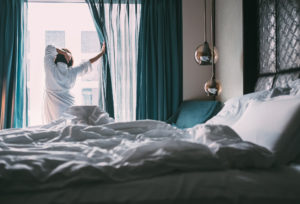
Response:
[1, 165, 300, 204]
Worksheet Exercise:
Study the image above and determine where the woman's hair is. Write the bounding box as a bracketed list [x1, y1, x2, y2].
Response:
[55, 49, 73, 67]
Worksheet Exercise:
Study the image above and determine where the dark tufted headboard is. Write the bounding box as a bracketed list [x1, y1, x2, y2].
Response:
[243, 0, 300, 94]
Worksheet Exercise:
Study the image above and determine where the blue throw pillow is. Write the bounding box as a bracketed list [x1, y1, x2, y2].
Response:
[175, 100, 222, 129]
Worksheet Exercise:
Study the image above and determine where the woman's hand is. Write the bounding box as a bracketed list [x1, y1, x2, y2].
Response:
[63, 52, 72, 63]
[101, 42, 106, 54]
[89, 42, 106, 64]
[56, 47, 72, 63]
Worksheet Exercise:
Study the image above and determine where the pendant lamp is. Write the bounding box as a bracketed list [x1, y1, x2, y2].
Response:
[195, 0, 221, 96]
[195, 0, 218, 65]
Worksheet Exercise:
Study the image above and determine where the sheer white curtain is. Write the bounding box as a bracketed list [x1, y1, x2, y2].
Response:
[103, 1, 141, 121]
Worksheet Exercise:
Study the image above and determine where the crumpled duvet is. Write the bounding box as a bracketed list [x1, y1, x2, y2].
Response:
[0, 106, 274, 192]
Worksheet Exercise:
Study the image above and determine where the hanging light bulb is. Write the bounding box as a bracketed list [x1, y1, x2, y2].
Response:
[195, 44, 218, 65]
[204, 78, 222, 96]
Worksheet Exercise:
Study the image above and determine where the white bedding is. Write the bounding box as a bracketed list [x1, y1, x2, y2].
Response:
[206, 79, 300, 164]
[0, 106, 273, 193]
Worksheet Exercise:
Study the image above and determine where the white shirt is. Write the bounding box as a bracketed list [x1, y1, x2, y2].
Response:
[44, 45, 92, 123]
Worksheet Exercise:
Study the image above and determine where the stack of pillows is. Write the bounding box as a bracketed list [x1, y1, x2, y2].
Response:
[206, 79, 300, 165]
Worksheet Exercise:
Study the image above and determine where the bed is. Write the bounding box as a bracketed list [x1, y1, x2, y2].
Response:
[1, 0, 300, 203]
[0, 82, 300, 204]
[1, 80, 300, 204]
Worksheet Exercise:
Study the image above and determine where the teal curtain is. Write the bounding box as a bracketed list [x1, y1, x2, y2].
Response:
[86, 0, 115, 118]
[136, 0, 183, 121]
[0, 0, 27, 129]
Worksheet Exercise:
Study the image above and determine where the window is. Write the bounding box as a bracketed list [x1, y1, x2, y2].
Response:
[82, 88, 93, 105]
[26, 60, 30, 81]
[81, 88, 98, 105]
[45, 31, 65, 48]
[81, 31, 100, 53]
[27, 2, 100, 126]
[27, 1, 141, 125]
[81, 63, 100, 81]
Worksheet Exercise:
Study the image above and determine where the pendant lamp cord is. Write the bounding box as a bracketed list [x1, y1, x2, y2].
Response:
[204, 0, 207, 42]
[211, 0, 216, 80]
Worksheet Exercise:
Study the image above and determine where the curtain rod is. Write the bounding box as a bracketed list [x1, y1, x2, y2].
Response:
[28, 0, 86, 3]
[28, 0, 140, 3]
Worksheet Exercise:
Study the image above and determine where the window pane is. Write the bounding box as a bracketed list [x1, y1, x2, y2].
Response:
[82, 88, 93, 105]
[45, 31, 65, 48]
[26, 60, 30, 81]
[27, 31, 30, 52]
[81, 31, 100, 53]
[81, 88, 99, 105]
[81, 63, 100, 81]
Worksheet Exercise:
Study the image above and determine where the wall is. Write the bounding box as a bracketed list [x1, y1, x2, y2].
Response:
[215, 0, 243, 101]
[182, 0, 212, 100]
[182, 0, 244, 102]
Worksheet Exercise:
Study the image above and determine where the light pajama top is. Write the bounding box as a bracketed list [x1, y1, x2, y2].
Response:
[44, 45, 91, 123]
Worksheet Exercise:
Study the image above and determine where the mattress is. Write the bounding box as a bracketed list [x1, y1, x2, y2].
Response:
[1, 164, 300, 204]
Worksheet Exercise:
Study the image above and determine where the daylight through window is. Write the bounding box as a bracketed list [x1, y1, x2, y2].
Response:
[27, 3, 100, 126]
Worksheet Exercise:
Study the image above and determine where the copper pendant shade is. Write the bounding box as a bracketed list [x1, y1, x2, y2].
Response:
[195, 42, 219, 65]
[204, 78, 222, 96]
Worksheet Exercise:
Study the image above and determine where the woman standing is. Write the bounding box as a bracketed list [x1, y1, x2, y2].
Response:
[43, 42, 106, 123]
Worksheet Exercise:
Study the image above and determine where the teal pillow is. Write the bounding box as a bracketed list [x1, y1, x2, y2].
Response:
[175, 101, 222, 129]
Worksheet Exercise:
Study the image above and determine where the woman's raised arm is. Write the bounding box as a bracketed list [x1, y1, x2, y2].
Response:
[89, 42, 106, 64]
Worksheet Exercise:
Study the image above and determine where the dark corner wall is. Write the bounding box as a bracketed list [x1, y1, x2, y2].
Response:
[243, 0, 259, 94]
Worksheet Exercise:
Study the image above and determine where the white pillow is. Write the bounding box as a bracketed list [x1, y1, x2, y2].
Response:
[232, 97, 300, 164]
[206, 90, 271, 126]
